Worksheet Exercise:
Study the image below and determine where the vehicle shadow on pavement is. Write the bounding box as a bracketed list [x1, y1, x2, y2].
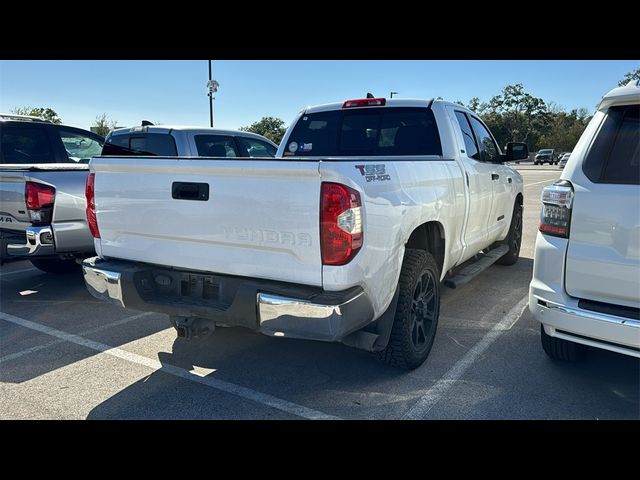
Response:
[86, 326, 419, 419]
[0, 270, 169, 385]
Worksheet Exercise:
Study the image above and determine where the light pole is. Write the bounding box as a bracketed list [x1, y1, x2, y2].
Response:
[390, 91, 398, 98]
[207, 60, 219, 127]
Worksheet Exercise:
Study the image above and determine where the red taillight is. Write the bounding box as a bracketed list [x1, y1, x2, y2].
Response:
[539, 180, 573, 238]
[25, 182, 55, 225]
[320, 182, 363, 266]
[85, 173, 100, 238]
[342, 98, 386, 108]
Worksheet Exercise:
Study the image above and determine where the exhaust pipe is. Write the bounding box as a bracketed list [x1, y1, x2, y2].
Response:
[171, 316, 215, 340]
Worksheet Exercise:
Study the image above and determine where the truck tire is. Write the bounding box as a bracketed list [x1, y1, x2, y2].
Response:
[496, 201, 522, 266]
[29, 258, 79, 274]
[540, 324, 585, 361]
[377, 249, 440, 370]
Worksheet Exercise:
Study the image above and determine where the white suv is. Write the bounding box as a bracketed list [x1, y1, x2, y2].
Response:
[529, 80, 639, 360]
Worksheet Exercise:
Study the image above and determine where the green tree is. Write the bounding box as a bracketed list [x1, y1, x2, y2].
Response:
[618, 67, 640, 86]
[92, 113, 119, 137]
[11, 107, 62, 124]
[239, 116, 287, 145]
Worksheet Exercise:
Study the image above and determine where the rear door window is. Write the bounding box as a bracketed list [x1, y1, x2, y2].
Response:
[1, 125, 58, 164]
[57, 128, 103, 163]
[237, 137, 277, 157]
[454, 111, 480, 160]
[584, 105, 639, 184]
[284, 107, 442, 157]
[194, 135, 239, 157]
[102, 133, 177, 156]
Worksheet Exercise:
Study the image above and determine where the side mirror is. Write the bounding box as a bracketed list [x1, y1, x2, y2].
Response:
[504, 142, 529, 162]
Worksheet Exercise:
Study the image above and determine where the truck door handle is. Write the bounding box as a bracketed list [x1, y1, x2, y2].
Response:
[172, 182, 209, 201]
[491, 173, 500, 181]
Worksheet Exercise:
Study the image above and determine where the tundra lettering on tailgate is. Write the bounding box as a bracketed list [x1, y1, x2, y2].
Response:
[225, 228, 312, 247]
[355, 164, 391, 182]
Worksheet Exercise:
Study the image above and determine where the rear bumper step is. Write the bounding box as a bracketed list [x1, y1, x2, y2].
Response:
[82, 256, 374, 342]
[4, 226, 55, 258]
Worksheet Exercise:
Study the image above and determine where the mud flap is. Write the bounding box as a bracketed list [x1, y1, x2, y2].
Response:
[340, 286, 400, 352]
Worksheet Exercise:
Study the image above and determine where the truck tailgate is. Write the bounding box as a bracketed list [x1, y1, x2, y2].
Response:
[92, 157, 323, 286]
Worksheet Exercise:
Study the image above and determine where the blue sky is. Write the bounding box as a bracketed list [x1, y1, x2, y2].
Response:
[1, 60, 637, 131]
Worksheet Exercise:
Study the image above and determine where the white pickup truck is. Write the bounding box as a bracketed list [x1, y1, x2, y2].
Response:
[82, 97, 528, 369]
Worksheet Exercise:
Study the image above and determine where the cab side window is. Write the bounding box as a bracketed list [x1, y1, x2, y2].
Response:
[469, 116, 500, 163]
[454, 111, 480, 160]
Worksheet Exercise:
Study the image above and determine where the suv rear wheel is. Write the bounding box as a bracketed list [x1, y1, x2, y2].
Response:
[540, 324, 586, 361]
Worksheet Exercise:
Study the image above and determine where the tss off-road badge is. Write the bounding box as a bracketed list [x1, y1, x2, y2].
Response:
[355, 164, 391, 182]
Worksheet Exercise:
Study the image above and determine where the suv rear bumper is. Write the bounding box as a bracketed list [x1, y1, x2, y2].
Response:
[530, 232, 640, 358]
[82, 256, 375, 342]
[530, 295, 640, 358]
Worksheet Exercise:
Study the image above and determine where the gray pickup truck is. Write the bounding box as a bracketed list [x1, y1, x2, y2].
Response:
[1, 117, 278, 273]
[0, 115, 104, 272]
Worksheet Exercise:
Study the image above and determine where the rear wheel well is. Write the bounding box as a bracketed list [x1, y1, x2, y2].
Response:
[405, 222, 445, 276]
[515, 193, 523, 207]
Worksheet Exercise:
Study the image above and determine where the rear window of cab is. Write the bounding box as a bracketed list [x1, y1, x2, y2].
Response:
[284, 107, 442, 157]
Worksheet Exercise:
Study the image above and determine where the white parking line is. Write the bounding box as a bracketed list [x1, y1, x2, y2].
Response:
[0, 311, 153, 363]
[0, 267, 38, 278]
[402, 295, 529, 420]
[0, 311, 340, 420]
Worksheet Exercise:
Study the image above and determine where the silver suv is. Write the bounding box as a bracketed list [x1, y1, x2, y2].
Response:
[103, 125, 278, 158]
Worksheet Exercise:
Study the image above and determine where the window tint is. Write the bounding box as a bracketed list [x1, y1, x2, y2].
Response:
[238, 137, 277, 157]
[454, 111, 479, 160]
[1, 125, 58, 164]
[584, 105, 639, 185]
[58, 129, 103, 163]
[340, 111, 380, 155]
[102, 133, 177, 156]
[469, 116, 500, 162]
[194, 135, 239, 157]
[284, 107, 442, 157]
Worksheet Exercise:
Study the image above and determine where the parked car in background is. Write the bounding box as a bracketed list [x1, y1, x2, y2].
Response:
[83, 97, 528, 370]
[534, 148, 557, 165]
[102, 124, 278, 158]
[558, 152, 571, 168]
[0, 114, 104, 272]
[530, 80, 640, 360]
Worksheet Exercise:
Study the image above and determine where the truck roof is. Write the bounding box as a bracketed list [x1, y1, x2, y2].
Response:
[302, 98, 471, 114]
[598, 79, 640, 111]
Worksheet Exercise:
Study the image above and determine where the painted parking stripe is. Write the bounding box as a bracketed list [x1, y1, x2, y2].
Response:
[402, 295, 529, 420]
[0, 267, 38, 278]
[0, 311, 340, 420]
[0, 311, 153, 363]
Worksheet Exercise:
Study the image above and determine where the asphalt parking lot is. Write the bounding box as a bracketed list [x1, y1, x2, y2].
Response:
[1, 166, 638, 420]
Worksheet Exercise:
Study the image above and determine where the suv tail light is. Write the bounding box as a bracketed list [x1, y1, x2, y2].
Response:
[540, 180, 573, 238]
[25, 182, 55, 225]
[85, 173, 100, 238]
[320, 182, 363, 265]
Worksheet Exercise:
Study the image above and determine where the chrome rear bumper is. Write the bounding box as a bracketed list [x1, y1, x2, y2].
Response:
[6, 226, 55, 257]
[82, 256, 374, 342]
